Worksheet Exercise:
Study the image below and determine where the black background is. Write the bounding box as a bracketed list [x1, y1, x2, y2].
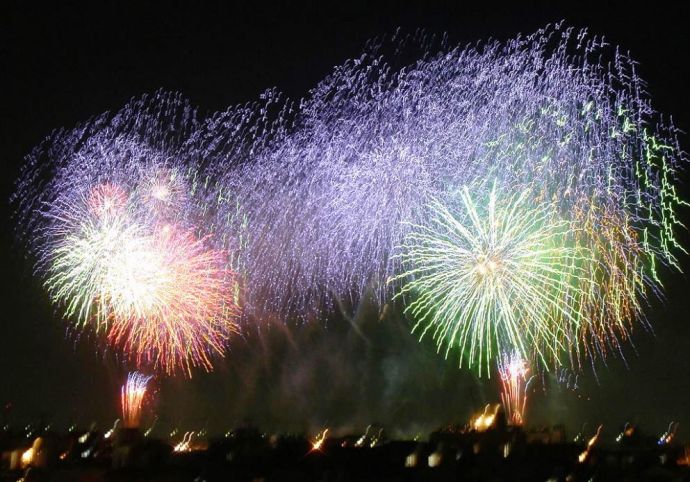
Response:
[2, 1, 689, 440]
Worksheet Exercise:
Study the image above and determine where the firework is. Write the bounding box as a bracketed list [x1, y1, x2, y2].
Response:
[194, 24, 685, 348]
[392, 183, 592, 374]
[13, 24, 687, 376]
[44, 184, 238, 376]
[139, 167, 189, 219]
[657, 422, 678, 446]
[121, 372, 152, 429]
[14, 93, 239, 376]
[172, 431, 208, 452]
[498, 352, 534, 426]
[106, 225, 239, 375]
[366, 25, 683, 371]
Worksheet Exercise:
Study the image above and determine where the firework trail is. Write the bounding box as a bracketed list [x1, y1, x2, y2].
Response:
[498, 352, 534, 426]
[121, 371, 152, 429]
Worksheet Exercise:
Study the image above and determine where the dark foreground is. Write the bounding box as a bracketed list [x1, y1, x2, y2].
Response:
[2, 424, 689, 481]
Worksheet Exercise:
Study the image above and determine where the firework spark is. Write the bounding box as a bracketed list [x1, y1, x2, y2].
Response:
[392, 183, 592, 374]
[498, 352, 534, 426]
[14, 93, 239, 376]
[44, 182, 238, 376]
[182, 25, 687, 386]
[121, 372, 152, 429]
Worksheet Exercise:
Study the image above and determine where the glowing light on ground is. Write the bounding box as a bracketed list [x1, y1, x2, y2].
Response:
[578, 424, 603, 463]
[310, 428, 329, 452]
[470, 404, 501, 432]
[13, 24, 687, 377]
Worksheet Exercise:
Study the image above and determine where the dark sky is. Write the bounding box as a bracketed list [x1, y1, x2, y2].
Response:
[2, 1, 690, 441]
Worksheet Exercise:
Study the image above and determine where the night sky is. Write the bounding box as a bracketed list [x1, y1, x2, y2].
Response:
[2, 1, 690, 441]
